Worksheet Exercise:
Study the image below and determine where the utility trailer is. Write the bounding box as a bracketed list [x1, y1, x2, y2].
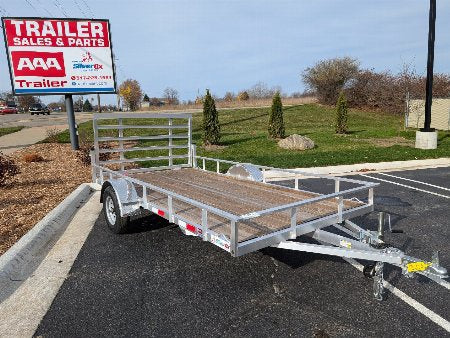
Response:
[91, 112, 448, 300]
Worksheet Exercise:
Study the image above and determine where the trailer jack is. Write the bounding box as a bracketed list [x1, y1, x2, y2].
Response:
[272, 218, 448, 301]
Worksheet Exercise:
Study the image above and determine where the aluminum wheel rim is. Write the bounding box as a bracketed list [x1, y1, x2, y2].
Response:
[105, 195, 117, 225]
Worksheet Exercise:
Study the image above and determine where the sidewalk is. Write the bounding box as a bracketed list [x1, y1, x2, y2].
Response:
[0, 126, 67, 155]
[265, 157, 450, 179]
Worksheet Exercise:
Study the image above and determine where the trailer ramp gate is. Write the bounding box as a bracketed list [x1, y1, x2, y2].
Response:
[91, 113, 448, 301]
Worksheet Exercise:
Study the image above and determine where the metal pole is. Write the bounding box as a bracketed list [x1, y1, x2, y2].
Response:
[422, 0, 436, 132]
[97, 93, 101, 112]
[65, 94, 79, 150]
[378, 212, 385, 240]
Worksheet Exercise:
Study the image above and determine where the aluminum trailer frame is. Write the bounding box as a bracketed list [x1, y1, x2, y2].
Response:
[91, 113, 448, 300]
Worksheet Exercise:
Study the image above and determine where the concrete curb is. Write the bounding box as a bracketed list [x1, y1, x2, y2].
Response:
[265, 157, 450, 179]
[0, 182, 100, 297]
[0, 190, 103, 337]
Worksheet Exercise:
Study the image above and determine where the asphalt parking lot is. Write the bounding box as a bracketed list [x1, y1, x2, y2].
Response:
[36, 167, 450, 337]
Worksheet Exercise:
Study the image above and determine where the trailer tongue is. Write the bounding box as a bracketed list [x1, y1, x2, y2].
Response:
[91, 112, 448, 301]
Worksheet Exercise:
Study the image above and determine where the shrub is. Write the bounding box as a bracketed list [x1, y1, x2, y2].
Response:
[22, 153, 44, 162]
[149, 97, 163, 106]
[76, 143, 111, 166]
[75, 129, 111, 166]
[45, 127, 61, 143]
[202, 89, 220, 145]
[302, 57, 360, 105]
[0, 152, 20, 186]
[335, 92, 348, 134]
[345, 67, 450, 114]
[237, 91, 250, 101]
[268, 92, 285, 138]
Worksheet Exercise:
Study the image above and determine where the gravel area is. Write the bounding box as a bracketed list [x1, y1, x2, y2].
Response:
[0, 143, 90, 255]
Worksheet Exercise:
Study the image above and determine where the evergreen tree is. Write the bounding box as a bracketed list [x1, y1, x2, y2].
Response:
[143, 94, 150, 102]
[268, 91, 285, 138]
[202, 89, 220, 145]
[83, 99, 93, 112]
[335, 92, 348, 134]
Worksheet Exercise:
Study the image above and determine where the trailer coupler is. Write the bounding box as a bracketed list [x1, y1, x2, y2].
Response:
[273, 228, 448, 301]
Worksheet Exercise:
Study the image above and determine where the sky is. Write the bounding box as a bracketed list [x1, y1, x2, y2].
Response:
[0, 0, 449, 105]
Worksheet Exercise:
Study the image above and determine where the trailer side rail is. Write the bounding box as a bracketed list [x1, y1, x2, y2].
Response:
[92, 113, 378, 257]
[93, 112, 192, 171]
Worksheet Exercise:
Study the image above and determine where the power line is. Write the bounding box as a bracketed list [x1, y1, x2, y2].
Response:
[23, 0, 38, 12]
[0, 5, 10, 15]
[0, 5, 8, 28]
[80, 0, 94, 17]
[33, 0, 54, 17]
[73, 0, 88, 17]
[53, 0, 68, 17]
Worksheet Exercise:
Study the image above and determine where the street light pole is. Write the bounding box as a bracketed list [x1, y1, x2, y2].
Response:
[422, 0, 436, 132]
[415, 0, 438, 149]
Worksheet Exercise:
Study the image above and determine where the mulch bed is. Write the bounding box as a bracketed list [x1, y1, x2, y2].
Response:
[0, 143, 91, 255]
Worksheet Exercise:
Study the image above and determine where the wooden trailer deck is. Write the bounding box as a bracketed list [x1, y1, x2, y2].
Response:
[130, 168, 362, 243]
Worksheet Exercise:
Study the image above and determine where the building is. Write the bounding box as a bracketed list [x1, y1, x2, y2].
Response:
[407, 98, 450, 131]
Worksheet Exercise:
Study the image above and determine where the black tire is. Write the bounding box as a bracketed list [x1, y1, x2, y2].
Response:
[30, 113, 34, 115]
[102, 186, 129, 234]
[363, 264, 376, 279]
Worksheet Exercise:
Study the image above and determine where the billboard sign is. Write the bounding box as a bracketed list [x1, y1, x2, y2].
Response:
[2, 17, 116, 95]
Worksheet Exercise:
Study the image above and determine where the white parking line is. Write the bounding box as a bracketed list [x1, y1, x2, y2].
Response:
[377, 172, 450, 192]
[344, 258, 450, 333]
[360, 174, 450, 199]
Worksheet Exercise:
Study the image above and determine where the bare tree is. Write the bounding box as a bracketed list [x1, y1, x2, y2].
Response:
[302, 57, 360, 105]
[0, 91, 14, 101]
[247, 82, 282, 99]
[17, 95, 37, 112]
[223, 91, 235, 102]
[163, 87, 179, 105]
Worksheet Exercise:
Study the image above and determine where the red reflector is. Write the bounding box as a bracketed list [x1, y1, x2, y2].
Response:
[186, 224, 196, 233]
[157, 210, 165, 216]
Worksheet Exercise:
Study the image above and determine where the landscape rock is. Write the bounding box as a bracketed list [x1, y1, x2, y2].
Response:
[278, 134, 315, 150]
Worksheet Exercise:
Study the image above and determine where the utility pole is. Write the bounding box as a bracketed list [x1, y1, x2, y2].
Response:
[415, 0, 438, 149]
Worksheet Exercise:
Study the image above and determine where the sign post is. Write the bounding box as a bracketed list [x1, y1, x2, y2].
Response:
[65, 94, 79, 149]
[1, 17, 117, 150]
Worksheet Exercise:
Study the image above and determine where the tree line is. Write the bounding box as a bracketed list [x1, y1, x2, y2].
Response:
[302, 57, 450, 114]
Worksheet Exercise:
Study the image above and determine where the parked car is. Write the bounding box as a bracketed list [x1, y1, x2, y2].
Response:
[0, 106, 18, 114]
[29, 103, 50, 115]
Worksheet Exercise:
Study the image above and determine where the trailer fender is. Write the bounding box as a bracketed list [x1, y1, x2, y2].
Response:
[100, 179, 141, 217]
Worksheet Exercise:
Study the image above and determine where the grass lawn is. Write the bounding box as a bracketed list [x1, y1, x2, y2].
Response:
[50, 104, 450, 168]
[0, 126, 24, 137]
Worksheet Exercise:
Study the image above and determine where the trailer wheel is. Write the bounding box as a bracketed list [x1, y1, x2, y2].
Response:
[363, 264, 376, 278]
[103, 186, 129, 234]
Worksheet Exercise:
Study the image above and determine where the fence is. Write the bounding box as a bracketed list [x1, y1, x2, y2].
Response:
[405, 94, 450, 130]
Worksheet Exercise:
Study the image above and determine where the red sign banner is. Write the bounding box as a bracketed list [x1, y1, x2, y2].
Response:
[11, 51, 66, 77]
[4, 19, 110, 48]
